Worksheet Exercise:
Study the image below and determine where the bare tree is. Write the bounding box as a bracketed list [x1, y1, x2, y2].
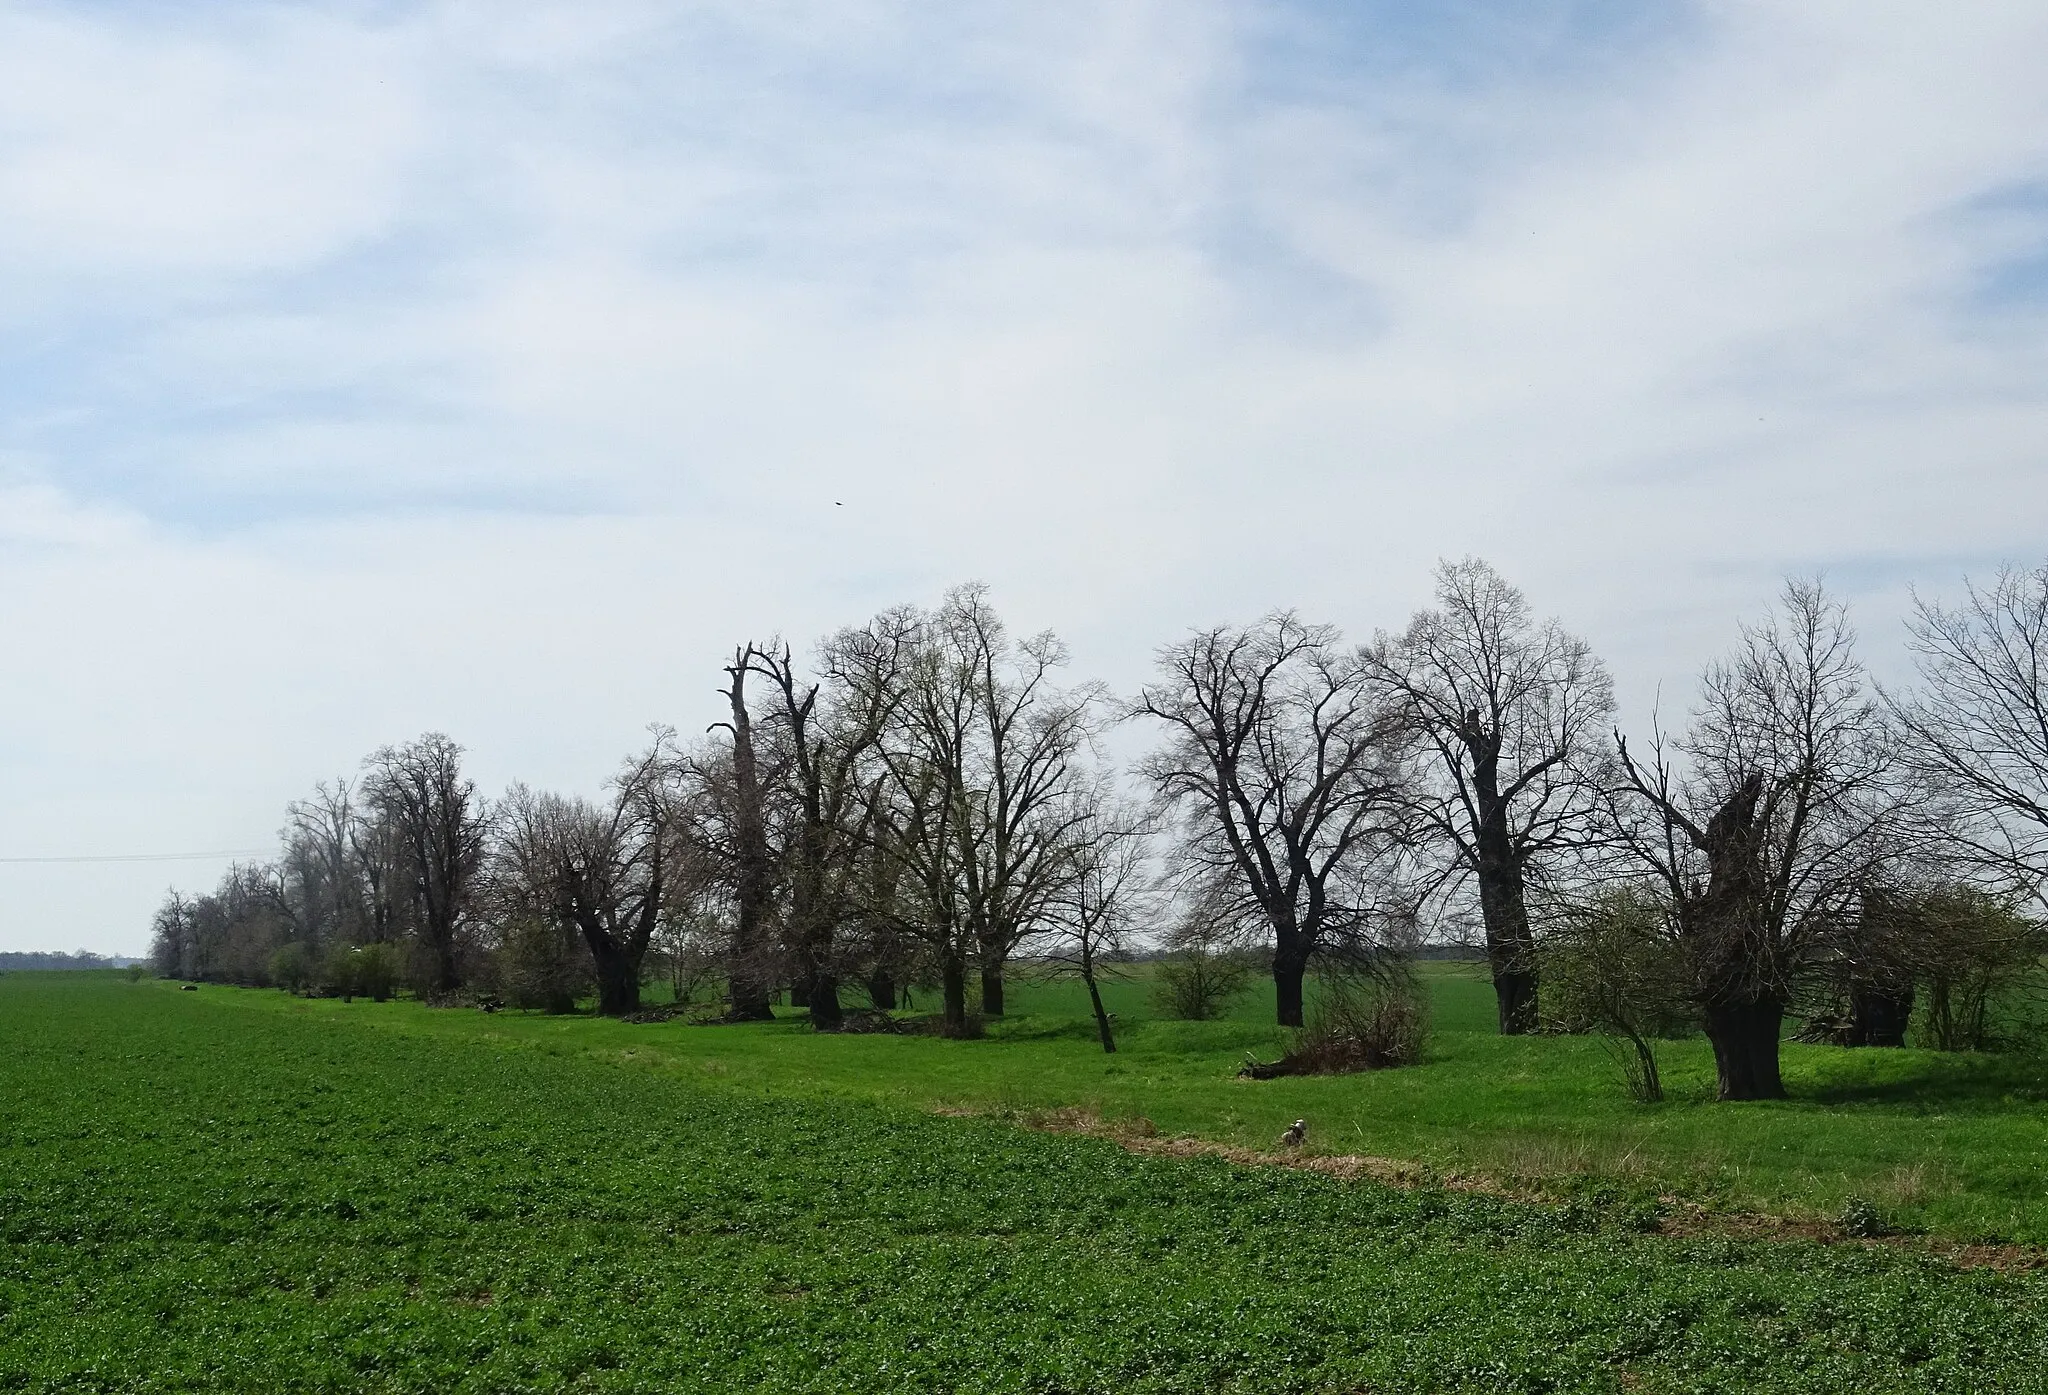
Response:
[942, 587, 1105, 1015]
[1041, 797, 1151, 1053]
[148, 890, 199, 979]
[1613, 580, 1899, 1100]
[1367, 558, 1615, 1034]
[1889, 562, 2048, 912]
[361, 733, 488, 995]
[488, 783, 593, 1013]
[867, 586, 1106, 1029]
[744, 616, 912, 1031]
[552, 740, 678, 1016]
[281, 779, 366, 954]
[1136, 613, 1417, 1028]
[699, 650, 784, 1020]
[866, 734, 976, 1030]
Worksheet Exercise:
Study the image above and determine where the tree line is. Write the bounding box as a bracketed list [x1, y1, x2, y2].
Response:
[151, 561, 2048, 1101]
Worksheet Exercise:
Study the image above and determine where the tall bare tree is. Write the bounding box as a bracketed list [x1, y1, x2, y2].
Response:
[744, 616, 912, 1031]
[362, 732, 488, 994]
[281, 779, 367, 954]
[553, 740, 677, 1016]
[1042, 796, 1151, 1053]
[873, 586, 1105, 1020]
[1137, 613, 1416, 1028]
[1889, 561, 2048, 912]
[1366, 558, 1616, 1034]
[1613, 579, 1899, 1100]
[701, 650, 783, 1020]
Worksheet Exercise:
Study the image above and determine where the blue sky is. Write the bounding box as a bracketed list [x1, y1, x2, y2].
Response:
[3, 0, 2046, 951]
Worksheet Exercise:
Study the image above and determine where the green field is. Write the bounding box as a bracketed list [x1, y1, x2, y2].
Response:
[176, 961, 2048, 1245]
[2, 973, 2047, 1392]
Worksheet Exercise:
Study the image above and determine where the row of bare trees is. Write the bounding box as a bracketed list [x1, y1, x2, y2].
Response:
[152, 561, 2048, 1100]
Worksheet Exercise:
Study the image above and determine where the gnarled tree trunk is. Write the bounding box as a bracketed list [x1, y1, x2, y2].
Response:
[1703, 998, 1785, 1100]
[1466, 718, 1539, 1036]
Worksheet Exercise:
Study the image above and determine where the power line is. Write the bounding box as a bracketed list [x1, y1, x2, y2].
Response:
[0, 850, 274, 865]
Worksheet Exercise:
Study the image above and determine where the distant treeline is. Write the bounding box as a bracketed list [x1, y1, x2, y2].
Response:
[0, 950, 137, 972]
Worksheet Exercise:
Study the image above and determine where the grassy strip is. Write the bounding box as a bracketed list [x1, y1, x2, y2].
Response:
[3, 974, 2047, 1392]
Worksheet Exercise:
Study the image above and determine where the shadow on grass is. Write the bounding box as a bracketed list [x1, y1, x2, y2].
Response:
[1795, 1046, 2048, 1110]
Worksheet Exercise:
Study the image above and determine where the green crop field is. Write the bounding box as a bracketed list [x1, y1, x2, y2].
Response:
[158, 961, 2048, 1246]
[3, 973, 2047, 1392]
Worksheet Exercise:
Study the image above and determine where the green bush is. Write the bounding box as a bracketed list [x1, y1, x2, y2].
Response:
[319, 942, 400, 1003]
[267, 943, 315, 994]
[354, 943, 400, 1003]
[491, 914, 588, 1013]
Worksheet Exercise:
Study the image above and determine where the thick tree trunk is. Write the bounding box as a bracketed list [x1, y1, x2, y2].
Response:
[1469, 750, 1537, 1035]
[425, 899, 461, 995]
[1848, 981, 1913, 1048]
[979, 966, 1006, 1018]
[808, 972, 843, 1032]
[1489, 957, 1537, 1037]
[724, 655, 776, 1022]
[432, 939, 461, 996]
[1084, 974, 1116, 1054]
[941, 952, 969, 1034]
[1704, 998, 1786, 1100]
[1274, 946, 1308, 1029]
[866, 970, 896, 1011]
[789, 977, 811, 1008]
[593, 951, 641, 1016]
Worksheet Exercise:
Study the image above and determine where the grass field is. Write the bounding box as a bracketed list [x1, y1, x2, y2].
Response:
[2, 973, 2047, 1392]
[166, 961, 2048, 1246]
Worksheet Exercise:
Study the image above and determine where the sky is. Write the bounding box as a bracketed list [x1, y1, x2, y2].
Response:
[2, 0, 2046, 954]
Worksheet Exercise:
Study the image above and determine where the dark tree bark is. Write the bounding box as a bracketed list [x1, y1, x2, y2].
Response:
[721, 653, 777, 1021]
[866, 970, 897, 1010]
[1704, 999, 1785, 1100]
[807, 972, 844, 1031]
[979, 965, 1006, 1018]
[590, 945, 642, 1016]
[1847, 981, 1914, 1048]
[1274, 951, 1307, 1030]
[1688, 772, 1789, 1101]
[940, 950, 969, 1033]
[1471, 746, 1539, 1034]
[1084, 974, 1116, 1054]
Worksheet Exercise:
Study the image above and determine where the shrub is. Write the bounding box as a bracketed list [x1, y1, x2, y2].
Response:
[1911, 890, 2047, 1052]
[267, 943, 315, 994]
[320, 943, 400, 1003]
[491, 915, 587, 1014]
[1838, 1196, 1889, 1239]
[1151, 944, 1255, 1021]
[319, 943, 361, 999]
[1242, 971, 1429, 1078]
[355, 943, 400, 1003]
[1538, 888, 1694, 1102]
